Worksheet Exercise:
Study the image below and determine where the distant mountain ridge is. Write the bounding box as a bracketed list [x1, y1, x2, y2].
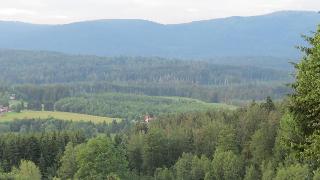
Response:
[0, 11, 319, 58]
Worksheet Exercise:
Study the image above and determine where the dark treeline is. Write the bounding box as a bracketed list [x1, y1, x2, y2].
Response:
[0, 91, 10, 107]
[11, 81, 289, 112]
[0, 118, 132, 179]
[0, 131, 86, 179]
[0, 118, 132, 137]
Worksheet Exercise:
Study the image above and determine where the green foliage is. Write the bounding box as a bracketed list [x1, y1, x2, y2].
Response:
[57, 142, 79, 179]
[142, 129, 168, 174]
[191, 155, 211, 180]
[0, 95, 300, 180]
[290, 26, 320, 136]
[174, 153, 193, 180]
[301, 131, 320, 169]
[273, 112, 303, 164]
[154, 167, 174, 180]
[0, 50, 291, 103]
[0, 52, 289, 86]
[312, 169, 320, 180]
[243, 165, 259, 180]
[236, 103, 269, 151]
[0, 132, 85, 178]
[127, 133, 144, 173]
[275, 164, 310, 180]
[0, 93, 10, 107]
[13, 160, 42, 180]
[125, 101, 283, 178]
[107, 173, 121, 180]
[12, 103, 23, 113]
[313, 169, 320, 180]
[194, 121, 223, 157]
[211, 150, 244, 180]
[0, 23, 319, 179]
[0, 118, 130, 137]
[54, 93, 234, 119]
[165, 153, 211, 180]
[249, 127, 275, 166]
[261, 161, 275, 180]
[75, 136, 128, 179]
[217, 126, 239, 153]
[0, 97, 9, 107]
[287, 26, 320, 171]
[261, 96, 276, 112]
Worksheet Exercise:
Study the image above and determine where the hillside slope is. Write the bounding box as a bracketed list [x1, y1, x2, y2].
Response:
[0, 11, 319, 58]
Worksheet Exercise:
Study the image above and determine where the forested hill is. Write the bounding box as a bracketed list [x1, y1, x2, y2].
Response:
[0, 49, 290, 85]
[0, 49, 291, 103]
[0, 11, 319, 58]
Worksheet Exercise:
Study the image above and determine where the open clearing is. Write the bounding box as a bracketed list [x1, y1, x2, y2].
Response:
[0, 111, 118, 124]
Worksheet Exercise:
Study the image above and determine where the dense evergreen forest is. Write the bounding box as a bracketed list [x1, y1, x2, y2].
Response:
[0, 23, 319, 180]
[0, 50, 289, 85]
[0, 97, 285, 179]
[53, 93, 234, 119]
[0, 50, 291, 104]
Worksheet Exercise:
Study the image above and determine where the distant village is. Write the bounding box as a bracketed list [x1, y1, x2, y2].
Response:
[0, 94, 15, 116]
[0, 105, 10, 115]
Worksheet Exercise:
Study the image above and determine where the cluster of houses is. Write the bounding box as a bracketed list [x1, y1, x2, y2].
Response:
[0, 105, 10, 115]
[0, 94, 15, 115]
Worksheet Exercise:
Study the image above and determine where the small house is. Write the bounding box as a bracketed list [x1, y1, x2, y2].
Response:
[10, 94, 16, 100]
[0, 105, 10, 114]
[144, 114, 155, 123]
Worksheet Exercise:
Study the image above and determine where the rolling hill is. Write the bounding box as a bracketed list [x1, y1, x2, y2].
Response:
[53, 93, 236, 119]
[0, 49, 292, 103]
[0, 11, 319, 58]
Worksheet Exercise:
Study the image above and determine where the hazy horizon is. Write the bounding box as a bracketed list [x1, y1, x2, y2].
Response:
[0, 10, 318, 25]
[0, 0, 319, 24]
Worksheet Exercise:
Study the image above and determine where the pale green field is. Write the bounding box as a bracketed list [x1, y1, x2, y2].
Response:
[0, 111, 118, 124]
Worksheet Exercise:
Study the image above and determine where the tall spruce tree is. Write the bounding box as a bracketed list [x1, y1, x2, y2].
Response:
[289, 25, 320, 169]
[290, 25, 320, 136]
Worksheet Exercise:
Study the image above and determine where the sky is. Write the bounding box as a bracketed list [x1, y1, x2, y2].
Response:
[0, 0, 319, 24]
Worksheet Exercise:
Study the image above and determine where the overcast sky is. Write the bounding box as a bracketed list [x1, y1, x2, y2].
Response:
[0, 0, 319, 24]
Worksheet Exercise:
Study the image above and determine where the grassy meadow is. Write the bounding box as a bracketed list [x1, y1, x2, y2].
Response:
[0, 111, 118, 124]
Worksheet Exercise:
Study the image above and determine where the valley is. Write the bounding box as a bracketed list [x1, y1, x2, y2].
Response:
[0, 8, 319, 180]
